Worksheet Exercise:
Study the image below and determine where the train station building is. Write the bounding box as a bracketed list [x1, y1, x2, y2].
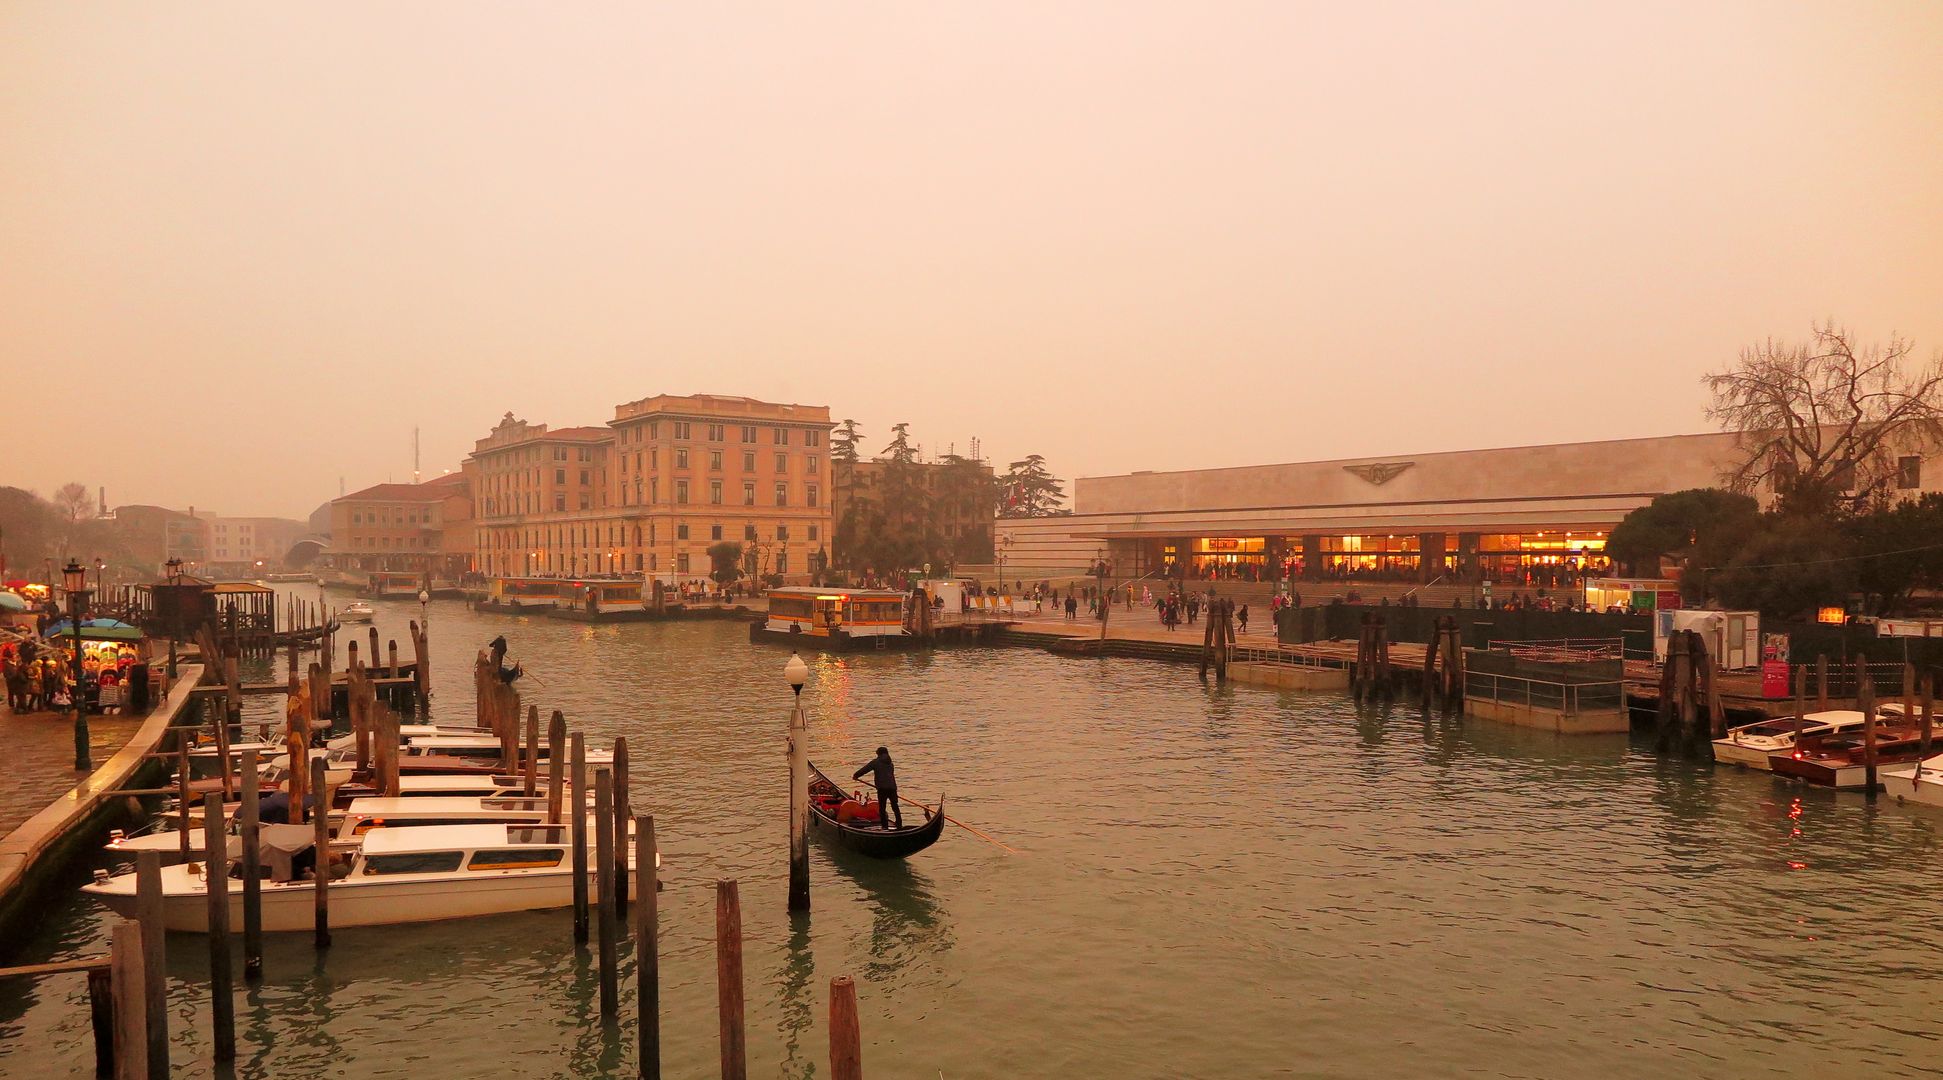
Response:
[995, 432, 1778, 584]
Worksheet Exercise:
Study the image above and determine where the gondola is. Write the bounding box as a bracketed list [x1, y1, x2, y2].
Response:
[808, 762, 945, 859]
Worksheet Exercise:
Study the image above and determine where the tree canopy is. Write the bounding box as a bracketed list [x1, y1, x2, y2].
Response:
[998, 455, 1066, 517]
[1605, 488, 1759, 586]
[706, 540, 744, 588]
[1706, 322, 1943, 517]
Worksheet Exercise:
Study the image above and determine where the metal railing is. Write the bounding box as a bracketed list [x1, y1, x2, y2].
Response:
[1229, 644, 1349, 670]
[1487, 638, 1625, 662]
[1464, 671, 1624, 715]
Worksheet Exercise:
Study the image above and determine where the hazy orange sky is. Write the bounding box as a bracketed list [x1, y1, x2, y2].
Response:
[4, 3, 1941, 520]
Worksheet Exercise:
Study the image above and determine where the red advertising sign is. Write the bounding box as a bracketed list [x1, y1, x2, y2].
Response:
[1761, 660, 1791, 700]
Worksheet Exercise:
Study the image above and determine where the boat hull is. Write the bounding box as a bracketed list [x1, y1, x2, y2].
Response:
[88, 863, 644, 933]
[1712, 740, 1779, 770]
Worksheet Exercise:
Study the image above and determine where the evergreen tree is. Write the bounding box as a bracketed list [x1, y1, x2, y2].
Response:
[831, 419, 863, 465]
[998, 455, 1066, 517]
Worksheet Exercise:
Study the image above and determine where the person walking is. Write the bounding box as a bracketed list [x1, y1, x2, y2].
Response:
[1066, 595, 1078, 620]
[1237, 604, 1250, 635]
[852, 746, 903, 830]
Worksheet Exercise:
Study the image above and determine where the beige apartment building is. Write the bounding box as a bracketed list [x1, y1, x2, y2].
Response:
[470, 395, 834, 579]
[327, 472, 473, 580]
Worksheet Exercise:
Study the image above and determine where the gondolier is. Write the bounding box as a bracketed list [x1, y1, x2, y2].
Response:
[852, 746, 902, 830]
[487, 636, 523, 684]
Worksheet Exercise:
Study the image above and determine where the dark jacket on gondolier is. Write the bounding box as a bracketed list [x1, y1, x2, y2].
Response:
[853, 747, 903, 829]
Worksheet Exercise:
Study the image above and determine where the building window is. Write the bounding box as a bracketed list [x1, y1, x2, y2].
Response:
[774, 428, 787, 445]
[775, 483, 788, 506]
[647, 421, 658, 439]
[776, 553, 788, 574]
[554, 493, 566, 511]
[555, 468, 566, 484]
[807, 455, 819, 473]
[741, 425, 757, 443]
[578, 494, 590, 510]
[743, 482, 756, 506]
[774, 453, 788, 473]
[577, 469, 588, 485]
[676, 553, 690, 573]
[744, 524, 757, 541]
[806, 430, 820, 447]
[649, 479, 658, 503]
[677, 523, 689, 540]
[807, 484, 819, 508]
[676, 480, 689, 504]
[776, 525, 789, 541]
[709, 450, 723, 471]
[710, 480, 723, 505]
[809, 525, 820, 541]
[707, 424, 724, 441]
[1898, 455, 1922, 490]
[710, 524, 723, 541]
[675, 448, 689, 469]
[743, 451, 756, 472]
[673, 421, 691, 439]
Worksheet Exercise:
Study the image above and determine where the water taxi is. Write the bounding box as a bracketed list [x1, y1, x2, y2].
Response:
[341, 601, 375, 623]
[751, 587, 910, 652]
[1771, 725, 1934, 789]
[362, 571, 424, 599]
[1712, 710, 1874, 770]
[483, 576, 563, 611]
[85, 823, 647, 932]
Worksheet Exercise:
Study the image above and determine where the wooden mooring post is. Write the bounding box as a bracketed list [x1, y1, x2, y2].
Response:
[788, 690, 810, 912]
[239, 750, 263, 981]
[595, 769, 619, 1020]
[613, 737, 630, 917]
[313, 756, 332, 948]
[716, 879, 747, 1080]
[546, 711, 566, 825]
[109, 920, 147, 1080]
[1857, 653, 1879, 795]
[1420, 617, 1442, 710]
[1816, 654, 1830, 712]
[829, 975, 862, 1080]
[134, 851, 169, 1080]
[201, 794, 234, 1062]
[525, 705, 540, 798]
[571, 732, 589, 944]
[636, 814, 660, 1080]
[174, 744, 193, 866]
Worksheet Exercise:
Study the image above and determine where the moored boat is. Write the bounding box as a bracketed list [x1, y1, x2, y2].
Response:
[1881, 751, 1943, 808]
[807, 762, 944, 859]
[1771, 727, 1934, 789]
[1713, 710, 1873, 770]
[85, 823, 647, 932]
[341, 601, 375, 623]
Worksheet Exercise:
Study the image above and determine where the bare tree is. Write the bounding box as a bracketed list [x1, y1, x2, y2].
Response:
[51, 482, 92, 524]
[1706, 322, 1943, 516]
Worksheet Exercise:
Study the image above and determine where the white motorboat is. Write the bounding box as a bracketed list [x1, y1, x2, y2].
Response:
[341, 601, 375, 623]
[105, 793, 564, 860]
[1880, 751, 1943, 808]
[85, 823, 648, 932]
[1712, 710, 1875, 770]
[405, 734, 613, 766]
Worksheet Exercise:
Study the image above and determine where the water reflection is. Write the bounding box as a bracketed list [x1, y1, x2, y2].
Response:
[772, 915, 813, 1080]
[823, 854, 950, 984]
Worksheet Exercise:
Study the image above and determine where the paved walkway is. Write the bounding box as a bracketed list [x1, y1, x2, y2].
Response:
[0, 707, 148, 837]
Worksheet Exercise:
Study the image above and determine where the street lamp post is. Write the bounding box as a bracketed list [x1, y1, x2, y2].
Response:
[418, 588, 430, 629]
[785, 652, 810, 911]
[165, 557, 184, 678]
[63, 559, 92, 771]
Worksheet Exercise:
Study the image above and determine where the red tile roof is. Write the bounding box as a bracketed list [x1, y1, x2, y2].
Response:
[338, 472, 468, 503]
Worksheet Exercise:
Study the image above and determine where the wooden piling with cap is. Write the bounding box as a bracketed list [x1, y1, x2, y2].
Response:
[134, 851, 168, 1080]
[239, 750, 262, 981]
[636, 814, 659, 1080]
[828, 976, 862, 1080]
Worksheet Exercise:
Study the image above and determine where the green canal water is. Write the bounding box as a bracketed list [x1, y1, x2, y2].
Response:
[5, 594, 1943, 1078]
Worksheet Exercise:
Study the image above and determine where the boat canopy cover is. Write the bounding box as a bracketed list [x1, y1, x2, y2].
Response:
[360, 823, 511, 854]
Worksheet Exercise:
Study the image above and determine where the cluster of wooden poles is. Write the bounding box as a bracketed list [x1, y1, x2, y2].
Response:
[1349, 614, 1467, 708]
[1197, 599, 1237, 682]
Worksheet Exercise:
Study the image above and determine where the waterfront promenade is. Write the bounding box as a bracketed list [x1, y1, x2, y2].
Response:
[0, 709, 147, 836]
